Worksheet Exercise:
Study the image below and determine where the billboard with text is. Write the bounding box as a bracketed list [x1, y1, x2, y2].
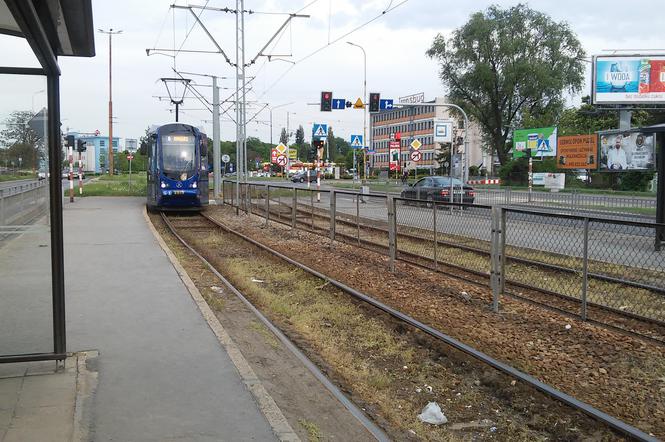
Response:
[557, 134, 597, 169]
[593, 55, 665, 104]
[598, 130, 655, 172]
[513, 127, 557, 159]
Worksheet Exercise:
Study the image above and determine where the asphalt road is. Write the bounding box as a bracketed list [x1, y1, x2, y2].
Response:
[275, 190, 664, 274]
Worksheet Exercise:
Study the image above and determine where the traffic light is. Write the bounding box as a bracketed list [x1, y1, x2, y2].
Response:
[369, 93, 380, 113]
[309, 139, 324, 161]
[320, 91, 332, 112]
[66, 135, 75, 147]
[77, 139, 87, 153]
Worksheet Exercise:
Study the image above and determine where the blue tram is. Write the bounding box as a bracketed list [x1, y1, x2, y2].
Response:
[146, 123, 209, 211]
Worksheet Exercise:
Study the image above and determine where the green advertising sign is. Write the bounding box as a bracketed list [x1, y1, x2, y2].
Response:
[512, 126, 558, 159]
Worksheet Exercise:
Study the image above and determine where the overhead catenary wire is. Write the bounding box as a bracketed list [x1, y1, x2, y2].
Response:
[257, 0, 411, 100]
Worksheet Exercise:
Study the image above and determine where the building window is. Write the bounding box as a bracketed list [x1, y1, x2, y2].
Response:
[99, 140, 105, 147]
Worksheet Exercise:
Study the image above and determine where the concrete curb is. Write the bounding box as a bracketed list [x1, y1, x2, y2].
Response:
[143, 208, 300, 442]
[72, 350, 99, 442]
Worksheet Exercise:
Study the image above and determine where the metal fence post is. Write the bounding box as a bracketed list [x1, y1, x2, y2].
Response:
[292, 187, 297, 229]
[356, 191, 360, 244]
[330, 189, 336, 243]
[388, 195, 396, 272]
[500, 208, 506, 295]
[490, 206, 503, 312]
[310, 190, 315, 230]
[581, 217, 589, 320]
[265, 185, 270, 226]
[432, 201, 438, 270]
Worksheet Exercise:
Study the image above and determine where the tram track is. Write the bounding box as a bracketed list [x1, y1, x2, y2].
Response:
[159, 210, 659, 442]
[258, 201, 665, 345]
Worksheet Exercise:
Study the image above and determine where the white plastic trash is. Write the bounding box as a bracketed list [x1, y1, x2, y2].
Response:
[417, 402, 448, 425]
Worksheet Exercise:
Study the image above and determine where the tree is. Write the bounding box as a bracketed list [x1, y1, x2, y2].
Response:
[0, 110, 43, 170]
[326, 127, 336, 160]
[138, 126, 152, 155]
[279, 128, 288, 145]
[426, 4, 585, 166]
[295, 125, 305, 146]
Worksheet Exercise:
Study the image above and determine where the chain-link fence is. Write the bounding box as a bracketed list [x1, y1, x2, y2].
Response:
[221, 180, 665, 334]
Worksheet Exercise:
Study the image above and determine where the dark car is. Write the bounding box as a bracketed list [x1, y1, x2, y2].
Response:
[400, 176, 475, 204]
[291, 170, 318, 183]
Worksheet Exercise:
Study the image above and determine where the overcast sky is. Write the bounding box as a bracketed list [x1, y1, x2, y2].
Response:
[2, 0, 664, 146]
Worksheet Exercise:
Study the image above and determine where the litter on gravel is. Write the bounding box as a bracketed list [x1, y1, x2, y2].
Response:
[418, 402, 448, 425]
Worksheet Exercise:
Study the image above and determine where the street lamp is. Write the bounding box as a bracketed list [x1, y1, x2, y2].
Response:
[269, 102, 293, 144]
[99, 28, 122, 175]
[31, 89, 45, 113]
[347, 41, 367, 181]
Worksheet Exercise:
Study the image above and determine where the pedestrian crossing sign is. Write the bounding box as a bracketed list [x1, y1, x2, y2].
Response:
[312, 123, 328, 139]
[350, 134, 363, 148]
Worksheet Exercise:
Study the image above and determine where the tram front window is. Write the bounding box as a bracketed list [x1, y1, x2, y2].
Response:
[162, 134, 196, 180]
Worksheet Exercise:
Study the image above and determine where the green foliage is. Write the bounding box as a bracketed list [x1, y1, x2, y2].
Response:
[498, 157, 557, 185]
[295, 125, 305, 146]
[618, 171, 655, 192]
[426, 4, 585, 166]
[0, 110, 44, 170]
[279, 128, 288, 145]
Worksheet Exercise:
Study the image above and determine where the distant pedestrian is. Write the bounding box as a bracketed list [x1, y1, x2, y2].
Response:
[401, 170, 408, 185]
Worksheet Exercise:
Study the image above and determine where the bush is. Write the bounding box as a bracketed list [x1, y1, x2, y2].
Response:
[619, 171, 655, 191]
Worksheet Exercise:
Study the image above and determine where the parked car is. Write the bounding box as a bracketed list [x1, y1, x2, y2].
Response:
[37, 171, 47, 180]
[400, 176, 475, 204]
[291, 170, 319, 183]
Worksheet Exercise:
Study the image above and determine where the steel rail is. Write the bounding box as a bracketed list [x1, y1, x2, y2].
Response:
[262, 199, 665, 326]
[254, 204, 665, 346]
[159, 213, 390, 442]
[199, 211, 659, 442]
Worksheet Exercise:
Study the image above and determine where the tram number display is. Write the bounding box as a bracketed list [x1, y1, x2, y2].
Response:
[168, 135, 193, 143]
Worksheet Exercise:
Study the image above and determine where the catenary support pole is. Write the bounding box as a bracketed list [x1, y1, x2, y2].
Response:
[212, 75, 221, 198]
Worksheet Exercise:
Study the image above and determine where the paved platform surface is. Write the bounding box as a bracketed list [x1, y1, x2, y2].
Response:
[62, 197, 276, 441]
[0, 358, 77, 442]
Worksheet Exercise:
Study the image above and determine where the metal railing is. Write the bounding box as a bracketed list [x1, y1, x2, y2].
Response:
[0, 180, 49, 230]
[222, 180, 665, 333]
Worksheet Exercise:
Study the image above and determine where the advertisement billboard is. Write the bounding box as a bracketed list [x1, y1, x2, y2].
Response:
[593, 55, 665, 104]
[389, 140, 401, 171]
[557, 134, 597, 169]
[513, 127, 557, 159]
[598, 130, 655, 171]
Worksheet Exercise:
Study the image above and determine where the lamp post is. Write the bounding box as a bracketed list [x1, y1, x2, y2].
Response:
[99, 28, 122, 175]
[346, 42, 367, 181]
[31, 89, 45, 113]
[269, 102, 293, 145]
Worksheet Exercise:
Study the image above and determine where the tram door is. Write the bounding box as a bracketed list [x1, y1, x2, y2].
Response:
[199, 135, 209, 205]
[147, 134, 156, 205]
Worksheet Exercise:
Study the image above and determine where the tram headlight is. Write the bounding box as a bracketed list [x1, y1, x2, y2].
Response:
[191, 181, 197, 188]
[160, 181, 166, 189]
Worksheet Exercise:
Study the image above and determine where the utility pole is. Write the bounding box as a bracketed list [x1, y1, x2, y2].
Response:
[212, 76, 221, 198]
[347, 42, 367, 181]
[99, 28, 122, 176]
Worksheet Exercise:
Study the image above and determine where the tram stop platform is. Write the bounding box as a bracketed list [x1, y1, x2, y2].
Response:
[1, 197, 280, 441]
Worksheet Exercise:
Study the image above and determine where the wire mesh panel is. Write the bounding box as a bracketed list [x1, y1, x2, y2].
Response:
[247, 184, 269, 217]
[394, 197, 435, 266]
[585, 219, 665, 322]
[357, 193, 389, 253]
[267, 185, 295, 226]
[432, 202, 493, 276]
[294, 188, 330, 233]
[503, 209, 586, 311]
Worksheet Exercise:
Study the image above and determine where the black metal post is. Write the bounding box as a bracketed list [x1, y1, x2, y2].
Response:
[48, 73, 66, 357]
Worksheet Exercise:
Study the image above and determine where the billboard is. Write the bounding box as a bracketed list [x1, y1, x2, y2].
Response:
[598, 131, 655, 171]
[557, 134, 597, 169]
[389, 140, 401, 171]
[513, 127, 557, 159]
[593, 55, 665, 104]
